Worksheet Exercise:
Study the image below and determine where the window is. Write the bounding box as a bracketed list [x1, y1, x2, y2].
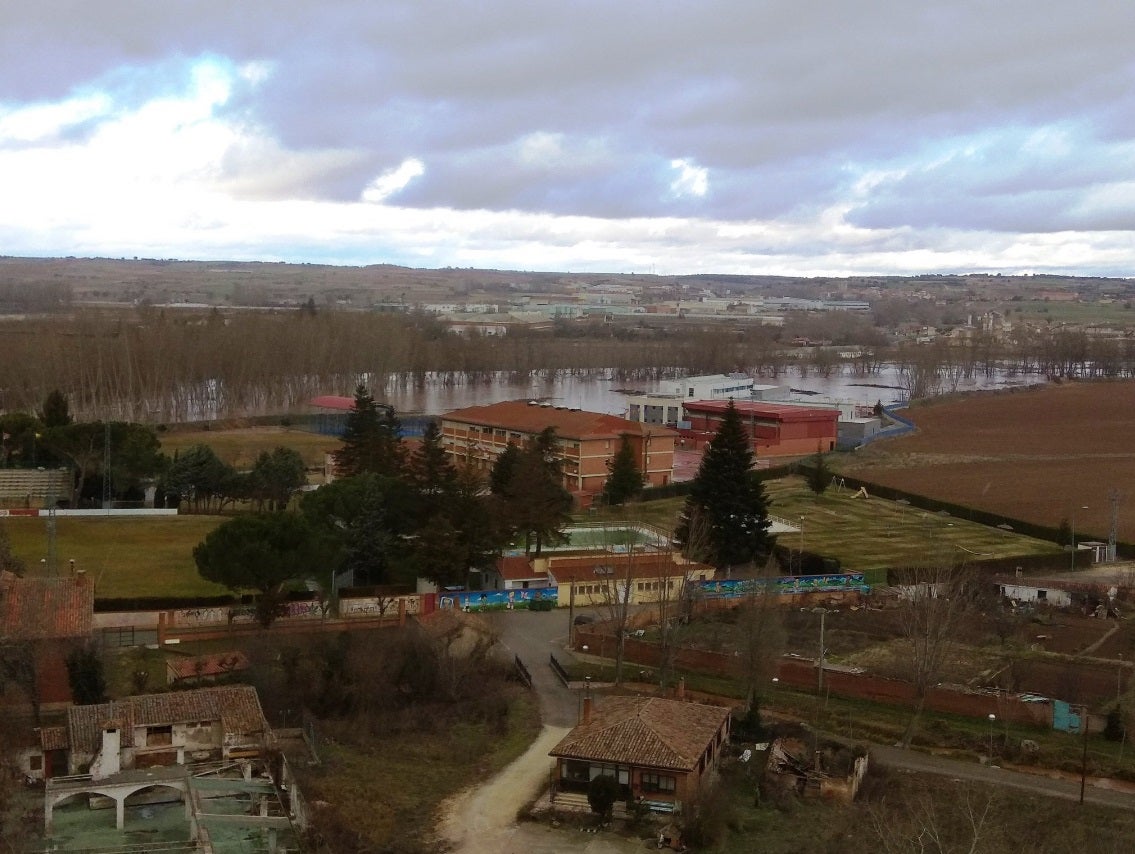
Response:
[1037, 589, 1048, 601]
[28, 754, 42, 771]
[146, 725, 173, 747]
[641, 772, 675, 793]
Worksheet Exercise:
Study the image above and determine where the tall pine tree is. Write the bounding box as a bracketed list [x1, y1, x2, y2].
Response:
[675, 399, 773, 572]
[331, 384, 405, 478]
[602, 434, 643, 506]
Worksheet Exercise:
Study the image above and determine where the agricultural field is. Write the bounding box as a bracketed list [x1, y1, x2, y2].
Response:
[839, 381, 1135, 544]
[6, 514, 227, 598]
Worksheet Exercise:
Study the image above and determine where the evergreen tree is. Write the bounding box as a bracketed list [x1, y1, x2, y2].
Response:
[248, 447, 307, 511]
[407, 421, 457, 510]
[194, 512, 324, 626]
[331, 384, 405, 478]
[675, 399, 773, 572]
[40, 389, 72, 428]
[494, 428, 572, 556]
[806, 450, 830, 496]
[488, 442, 521, 495]
[602, 433, 644, 506]
[65, 641, 107, 705]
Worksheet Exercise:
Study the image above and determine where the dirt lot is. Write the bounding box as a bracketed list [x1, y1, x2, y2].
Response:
[840, 381, 1135, 543]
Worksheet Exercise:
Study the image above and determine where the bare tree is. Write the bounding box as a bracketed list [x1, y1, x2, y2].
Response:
[737, 561, 786, 712]
[868, 782, 993, 854]
[895, 563, 975, 747]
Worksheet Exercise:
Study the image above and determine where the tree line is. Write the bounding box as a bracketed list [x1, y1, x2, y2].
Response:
[18, 304, 1135, 422]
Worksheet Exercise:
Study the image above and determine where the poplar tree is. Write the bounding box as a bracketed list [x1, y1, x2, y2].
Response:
[675, 399, 773, 572]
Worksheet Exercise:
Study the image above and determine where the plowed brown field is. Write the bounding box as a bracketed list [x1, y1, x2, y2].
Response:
[841, 381, 1135, 543]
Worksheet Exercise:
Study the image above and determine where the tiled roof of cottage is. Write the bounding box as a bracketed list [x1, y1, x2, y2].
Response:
[166, 651, 251, 681]
[39, 726, 68, 751]
[549, 696, 730, 771]
[495, 555, 545, 581]
[442, 400, 676, 441]
[66, 685, 266, 753]
[0, 572, 93, 640]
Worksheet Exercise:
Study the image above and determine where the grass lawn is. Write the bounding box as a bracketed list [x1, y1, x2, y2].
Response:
[763, 476, 1061, 583]
[160, 425, 340, 470]
[6, 515, 229, 598]
[588, 477, 1059, 583]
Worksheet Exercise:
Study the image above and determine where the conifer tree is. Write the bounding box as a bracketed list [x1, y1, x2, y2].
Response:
[602, 433, 643, 506]
[331, 384, 405, 478]
[806, 450, 830, 496]
[675, 399, 773, 572]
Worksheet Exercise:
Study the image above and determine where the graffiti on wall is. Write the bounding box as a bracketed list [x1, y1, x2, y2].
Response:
[439, 588, 558, 612]
[695, 572, 869, 599]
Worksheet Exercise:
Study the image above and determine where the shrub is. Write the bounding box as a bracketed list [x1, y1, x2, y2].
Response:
[587, 774, 620, 819]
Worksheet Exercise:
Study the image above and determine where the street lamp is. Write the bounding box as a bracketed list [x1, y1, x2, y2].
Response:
[1071, 505, 1089, 571]
[987, 713, 996, 758]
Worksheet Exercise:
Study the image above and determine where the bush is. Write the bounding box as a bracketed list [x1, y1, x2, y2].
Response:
[587, 774, 620, 819]
[526, 598, 554, 612]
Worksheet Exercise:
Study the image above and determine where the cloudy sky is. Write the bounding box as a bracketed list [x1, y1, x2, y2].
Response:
[3, 1, 1134, 276]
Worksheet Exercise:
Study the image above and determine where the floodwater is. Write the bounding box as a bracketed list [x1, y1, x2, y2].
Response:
[378, 363, 1044, 417]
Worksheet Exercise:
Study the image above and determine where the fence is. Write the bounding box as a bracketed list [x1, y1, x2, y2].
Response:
[572, 627, 1058, 728]
[549, 653, 571, 687]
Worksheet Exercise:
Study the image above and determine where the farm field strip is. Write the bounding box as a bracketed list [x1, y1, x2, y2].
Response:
[842, 382, 1135, 543]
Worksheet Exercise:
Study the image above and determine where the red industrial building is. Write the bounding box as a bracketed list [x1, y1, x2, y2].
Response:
[679, 400, 838, 457]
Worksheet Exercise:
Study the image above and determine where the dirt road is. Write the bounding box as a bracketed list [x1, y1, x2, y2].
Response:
[436, 724, 646, 854]
[435, 611, 648, 853]
[873, 745, 1135, 810]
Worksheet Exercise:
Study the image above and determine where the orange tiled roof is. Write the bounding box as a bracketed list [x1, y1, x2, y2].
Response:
[0, 573, 93, 640]
[66, 685, 266, 753]
[167, 651, 251, 681]
[495, 555, 546, 581]
[550, 696, 729, 771]
[442, 400, 676, 441]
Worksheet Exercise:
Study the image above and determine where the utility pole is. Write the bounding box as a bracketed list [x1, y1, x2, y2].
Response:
[1108, 490, 1122, 562]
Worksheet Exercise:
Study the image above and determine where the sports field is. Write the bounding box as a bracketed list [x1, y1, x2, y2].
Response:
[839, 381, 1135, 544]
[6, 514, 228, 598]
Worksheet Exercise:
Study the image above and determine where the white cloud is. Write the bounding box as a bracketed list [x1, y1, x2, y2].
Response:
[669, 158, 708, 198]
[0, 92, 111, 142]
[2, 2, 1135, 277]
[361, 158, 426, 202]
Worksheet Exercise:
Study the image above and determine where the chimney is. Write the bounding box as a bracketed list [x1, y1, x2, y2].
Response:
[677, 677, 686, 701]
[582, 696, 592, 725]
[97, 725, 121, 778]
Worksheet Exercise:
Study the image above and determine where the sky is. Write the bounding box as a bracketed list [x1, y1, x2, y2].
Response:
[2, 1, 1134, 277]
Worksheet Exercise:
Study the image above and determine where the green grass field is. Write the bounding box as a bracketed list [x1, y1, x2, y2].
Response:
[590, 477, 1060, 583]
[160, 425, 339, 469]
[6, 515, 229, 598]
[0, 475, 1061, 600]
